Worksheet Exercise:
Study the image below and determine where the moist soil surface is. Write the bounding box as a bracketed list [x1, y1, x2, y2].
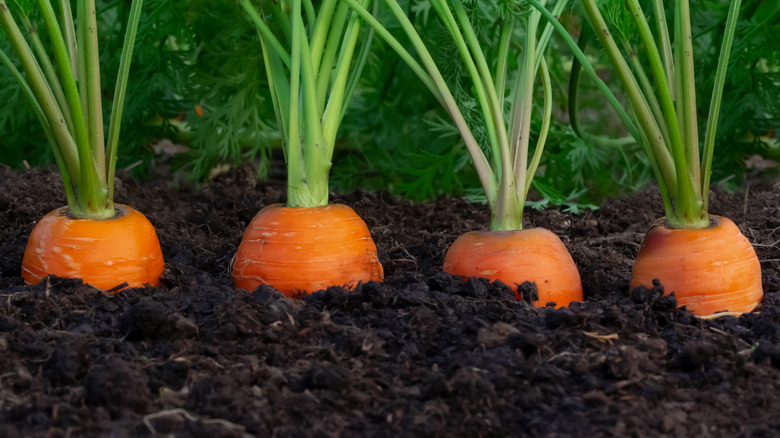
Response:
[2, 164, 780, 437]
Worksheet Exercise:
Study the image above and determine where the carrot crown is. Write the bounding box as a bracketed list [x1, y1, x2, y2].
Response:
[344, 0, 568, 231]
[0, 0, 143, 220]
[240, 0, 375, 208]
[528, 0, 742, 229]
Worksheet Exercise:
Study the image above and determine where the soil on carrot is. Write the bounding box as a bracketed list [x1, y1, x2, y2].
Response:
[2, 163, 780, 437]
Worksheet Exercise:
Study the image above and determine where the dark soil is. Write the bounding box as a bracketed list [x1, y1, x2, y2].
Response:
[2, 164, 780, 437]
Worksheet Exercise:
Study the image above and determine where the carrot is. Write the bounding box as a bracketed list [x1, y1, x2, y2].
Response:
[233, 204, 383, 296]
[1, 1, 158, 290]
[343, 1, 584, 306]
[236, 2, 381, 296]
[528, 0, 760, 312]
[22, 204, 164, 291]
[631, 216, 762, 315]
[443, 228, 582, 307]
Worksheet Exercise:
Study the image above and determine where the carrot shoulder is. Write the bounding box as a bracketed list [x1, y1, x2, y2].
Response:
[232, 203, 383, 296]
[631, 215, 762, 315]
[443, 228, 582, 307]
[22, 204, 164, 291]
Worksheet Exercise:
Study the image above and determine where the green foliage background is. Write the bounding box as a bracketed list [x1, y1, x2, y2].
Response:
[0, 0, 777, 206]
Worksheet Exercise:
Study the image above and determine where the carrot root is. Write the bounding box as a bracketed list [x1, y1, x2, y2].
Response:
[631, 215, 763, 315]
[232, 203, 383, 296]
[22, 204, 164, 292]
[443, 228, 583, 308]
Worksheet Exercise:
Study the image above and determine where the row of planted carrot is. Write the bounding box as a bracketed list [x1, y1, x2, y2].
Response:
[2, 0, 762, 317]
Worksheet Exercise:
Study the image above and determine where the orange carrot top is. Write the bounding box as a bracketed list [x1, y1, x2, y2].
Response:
[22, 204, 164, 291]
[631, 216, 762, 315]
[233, 203, 383, 295]
[444, 229, 581, 307]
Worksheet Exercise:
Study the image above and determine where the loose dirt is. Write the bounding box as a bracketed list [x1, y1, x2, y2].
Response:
[2, 164, 780, 437]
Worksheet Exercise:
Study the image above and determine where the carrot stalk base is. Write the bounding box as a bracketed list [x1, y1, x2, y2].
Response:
[232, 203, 384, 297]
[443, 228, 583, 308]
[631, 215, 763, 315]
[21, 204, 164, 291]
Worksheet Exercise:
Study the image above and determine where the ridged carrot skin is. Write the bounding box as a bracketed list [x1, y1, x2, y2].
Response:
[232, 203, 384, 296]
[631, 215, 763, 315]
[22, 204, 164, 291]
[443, 228, 583, 307]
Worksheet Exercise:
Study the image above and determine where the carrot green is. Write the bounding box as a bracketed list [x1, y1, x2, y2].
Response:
[528, 0, 743, 229]
[239, 0, 375, 208]
[0, 0, 143, 219]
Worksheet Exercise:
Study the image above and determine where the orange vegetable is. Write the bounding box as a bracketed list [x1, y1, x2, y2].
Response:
[232, 203, 383, 296]
[22, 204, 164, 291]
[631, 215, 763, 315]
[443, 228, 582, 307]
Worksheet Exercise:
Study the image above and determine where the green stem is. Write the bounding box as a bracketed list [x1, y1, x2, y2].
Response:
[106, 0, 143, 202]
[494, 21, 512, 109]
[432, 0, 502, 178]
[676, 0, 701, 199]
[309, 0, 338, 69]
[702, 0, 742, 214]
[20, 13, 73, 134]
[568, 24, 589, 140]
[652, 0, 674, 98]
[569, 33, 639, 152]
[525, 0, 641, 144]
[625, 0, 686, 168]
[242, 0, 292, 153]
[315, 2, 349, 113]
[322, 2, 364, 148]
[673, 3, 685, 149]
[76, 0, 87, 121]
[83, 0, 106, 184]
[490, 176, 522, 230]
[525, 57, 552, 199]
[584, 134, 637, 149]
[451, 0, 510, 178]
[620, 38, 671, 153]
[508, 10, 537, 202]
[302, 0, 316, 29]
[339, 0, 377, 123]
[636, 125, 674, 217]
[240, 0, 292, 68]
[493, 5, 545, 232]
[259, 33, 291, 152]
[342, 0, 442, 103]
[65, 0, 108, 218]
[298, 13, 329, 207]
[286, 0, 306, 207]
[584, 0, 705, 228]
[533, 0, 568, 72]
[0, 0, 79, 179]
[581, 0, 683, 211]
[36, 0, 90, 177]
[345, 0, 502, 205]
[378, 0, 498, 205]
[626, 1, 683, 143]
[59, 0, 77, 77]
[271, 4, 293, 46]
[0, 47, 75, 205]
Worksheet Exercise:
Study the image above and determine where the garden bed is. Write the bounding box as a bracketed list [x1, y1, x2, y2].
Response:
[2, 164, 780, 437]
